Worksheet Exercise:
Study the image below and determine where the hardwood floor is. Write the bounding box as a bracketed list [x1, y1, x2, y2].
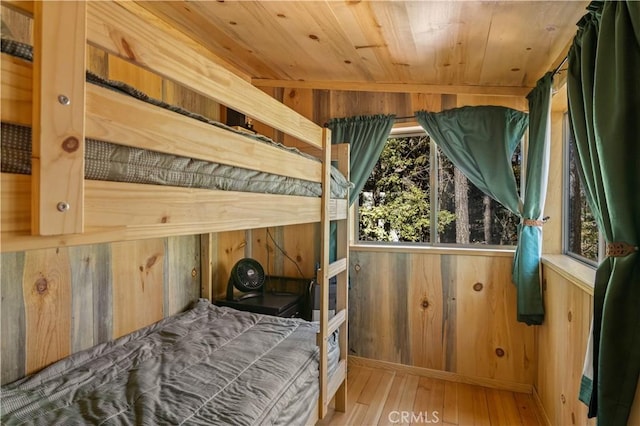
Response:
[318, 364, 545, 426]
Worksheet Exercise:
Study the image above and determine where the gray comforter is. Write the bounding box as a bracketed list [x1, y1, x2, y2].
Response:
[1, 301, 336, 425]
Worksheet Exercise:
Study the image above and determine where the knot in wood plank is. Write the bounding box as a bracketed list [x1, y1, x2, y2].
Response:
[145, 255, 158, 269]
[61, 136, 79, 153]
[35, 277, 48, 294]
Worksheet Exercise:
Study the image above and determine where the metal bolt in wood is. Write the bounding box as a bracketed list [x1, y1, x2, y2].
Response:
[58, 94, 71, 105]
[57, 201, 70, 212]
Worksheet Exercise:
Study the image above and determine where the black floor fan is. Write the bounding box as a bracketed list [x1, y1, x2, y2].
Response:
[226, 258, 266, 301]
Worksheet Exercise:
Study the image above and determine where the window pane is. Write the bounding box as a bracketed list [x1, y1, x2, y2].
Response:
[358, 131, 519, 246]
[437, 147, 519, 245]
[566, 125, 599, 262]
[358, 134, 431, 242]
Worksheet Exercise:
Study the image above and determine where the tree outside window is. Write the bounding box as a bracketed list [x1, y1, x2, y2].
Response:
[564, 113, 600, 263]
[357, 129, 520, 246]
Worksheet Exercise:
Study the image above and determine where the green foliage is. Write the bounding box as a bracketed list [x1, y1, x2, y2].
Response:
[580, 199, 599, 261]
[567, 137, 600, 262]
[360, 186, 428, 241]
[360, 186, 456, 242]
[358, 133, 519, 245]
[359, 135, 456, 242]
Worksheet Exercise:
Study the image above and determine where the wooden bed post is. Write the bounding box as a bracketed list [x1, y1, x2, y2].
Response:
[317, 135, 350, 419]
[32, 1, 86, 235]
[317, 127, 332, 419]
[332, 143, 350, 413]
[200, 233, 215, 301]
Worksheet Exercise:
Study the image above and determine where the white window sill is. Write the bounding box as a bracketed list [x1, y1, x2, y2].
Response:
[541, 254, 596, 295]
[350, 243, 515, 257]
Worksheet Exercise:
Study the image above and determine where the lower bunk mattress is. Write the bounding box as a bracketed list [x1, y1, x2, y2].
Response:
[0, 300, 339, 425]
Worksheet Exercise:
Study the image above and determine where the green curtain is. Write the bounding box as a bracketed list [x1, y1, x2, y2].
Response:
[415, 107, 527, 215]
[327, 114, 395, 260]
[327, 114, 396, 206]
[512, 72, 554, 325]
[568, 1, 640, 424]
[416, 106, 553, 325]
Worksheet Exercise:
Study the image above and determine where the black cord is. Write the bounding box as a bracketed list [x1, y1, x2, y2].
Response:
[266, 228, 306, 278]
[266, 229, 270, 278]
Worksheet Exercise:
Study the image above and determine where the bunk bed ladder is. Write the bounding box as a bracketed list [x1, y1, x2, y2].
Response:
[317, 130, 350, 419]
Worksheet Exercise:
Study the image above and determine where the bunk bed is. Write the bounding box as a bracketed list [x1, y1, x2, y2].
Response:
[0, 1, 349, 424]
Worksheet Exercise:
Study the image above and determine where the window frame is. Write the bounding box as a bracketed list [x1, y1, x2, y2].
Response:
[353, 123, 520, 250]
[562, 112, 602, 266]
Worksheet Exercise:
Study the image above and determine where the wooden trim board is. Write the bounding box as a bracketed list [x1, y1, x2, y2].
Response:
[253, 78, 532, 97]
[1, 174, 348, 252]
[349, 356, 533, 395]
[532, 386, 553, 426]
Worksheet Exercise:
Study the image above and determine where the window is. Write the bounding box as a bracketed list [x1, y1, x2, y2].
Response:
[564, 113, 601, 264]
[357, 127, 520, 246]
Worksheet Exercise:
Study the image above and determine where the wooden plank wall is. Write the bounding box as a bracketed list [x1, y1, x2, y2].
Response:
[348, 248, 536, 388]
[0, 236, 201, 385]
[535, 266, 594, 426]
[211, 226, 319, 299]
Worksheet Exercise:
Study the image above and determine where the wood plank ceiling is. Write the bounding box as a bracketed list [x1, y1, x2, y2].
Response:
[140, 1, 589, 95]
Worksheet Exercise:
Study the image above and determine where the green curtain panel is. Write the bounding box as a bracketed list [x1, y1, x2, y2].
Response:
[415, 107, 527, 215]
[512, 72, 554, 326]
[327, 114, 395, 259]
[568, 1, 640, 424]
[416, 107, 552, 325]
[327, 114, 396, 206]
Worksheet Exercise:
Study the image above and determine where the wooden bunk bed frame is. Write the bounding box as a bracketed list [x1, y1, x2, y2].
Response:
[1, 1, 348, 422]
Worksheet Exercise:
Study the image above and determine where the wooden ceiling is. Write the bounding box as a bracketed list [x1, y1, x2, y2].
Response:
[140, 1, 589, 96]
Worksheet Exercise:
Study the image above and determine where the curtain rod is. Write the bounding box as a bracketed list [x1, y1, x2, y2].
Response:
[552, 1, 602, 78]
[323, 114, 415, 127]
[552, 55, 569, 76]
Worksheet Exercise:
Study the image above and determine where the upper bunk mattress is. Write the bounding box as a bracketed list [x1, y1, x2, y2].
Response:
[0, 38, 350, 199]
[1, 123, 348, 198]
[1, 300, 338, 425]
